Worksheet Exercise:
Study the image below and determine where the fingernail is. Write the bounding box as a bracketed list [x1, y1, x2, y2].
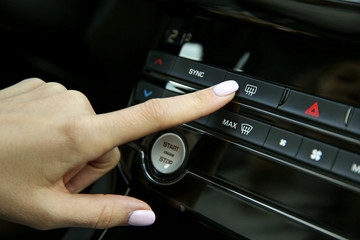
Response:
[213, 80, 239, 96]
[128, 210, 156, 226]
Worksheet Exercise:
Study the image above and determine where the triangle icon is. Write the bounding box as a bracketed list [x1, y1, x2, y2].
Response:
[305, 102, 319, 117]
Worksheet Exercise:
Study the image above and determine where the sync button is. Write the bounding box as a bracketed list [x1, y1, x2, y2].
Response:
[171, 57, 226, 86]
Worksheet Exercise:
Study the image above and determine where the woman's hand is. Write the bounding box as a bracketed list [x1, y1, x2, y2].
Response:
[0, 78, 238, 229]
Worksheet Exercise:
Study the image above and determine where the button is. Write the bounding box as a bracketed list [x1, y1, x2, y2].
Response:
[145, 50, 176, 74]
[296, 138, 338, 170]
[278, 91, 349, 129]
[150, 133, 187, 174]
[135, 81, 164, 102]
[347, 108, 360, 135]
[225, 72, 285, 108]
[170, 57, 226, 86]
[207, 110, 271, 145]
[264, 127, 303, 157]
[332, 150, 360, 182]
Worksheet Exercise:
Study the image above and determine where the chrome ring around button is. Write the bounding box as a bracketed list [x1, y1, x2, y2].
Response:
[150, 133, 186, 175]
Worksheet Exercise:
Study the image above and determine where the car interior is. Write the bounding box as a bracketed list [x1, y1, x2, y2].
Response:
[0, 0, 360, 239]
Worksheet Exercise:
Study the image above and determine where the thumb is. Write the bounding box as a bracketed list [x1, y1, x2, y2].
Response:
[47, 193, 155, 229]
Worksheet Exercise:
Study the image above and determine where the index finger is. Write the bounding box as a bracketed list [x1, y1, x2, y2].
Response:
[87, 80, 238, 152]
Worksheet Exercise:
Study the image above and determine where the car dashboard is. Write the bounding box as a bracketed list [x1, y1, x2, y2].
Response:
[0, 0, 360, 239]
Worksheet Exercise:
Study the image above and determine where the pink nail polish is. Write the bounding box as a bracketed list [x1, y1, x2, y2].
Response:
[128, 210, 156, 226]
[213, 80, 239, 96]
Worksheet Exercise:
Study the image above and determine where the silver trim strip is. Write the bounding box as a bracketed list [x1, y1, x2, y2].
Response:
[165, 80, 197, 94]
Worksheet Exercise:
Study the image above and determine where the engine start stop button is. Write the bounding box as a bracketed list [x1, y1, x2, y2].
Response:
[150, 133, 186, 174]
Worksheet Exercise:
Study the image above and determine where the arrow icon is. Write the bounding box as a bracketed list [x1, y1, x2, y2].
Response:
[144, 89, 153, 98]
[154, 58, 163, 66]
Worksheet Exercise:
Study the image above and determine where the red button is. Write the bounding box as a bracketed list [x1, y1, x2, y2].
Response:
[278, 90, 349, 129]
[145, 50, 176, 75]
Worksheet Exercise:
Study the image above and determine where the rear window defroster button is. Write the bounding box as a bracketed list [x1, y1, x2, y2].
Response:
[150, 133, 187, 175]
[225, 72, 285, 108]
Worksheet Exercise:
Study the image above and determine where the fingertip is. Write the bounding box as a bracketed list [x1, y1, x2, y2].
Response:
[127, 210, 156, 226]
[212, 80, 239, 96]
[48, 193, 153, 229]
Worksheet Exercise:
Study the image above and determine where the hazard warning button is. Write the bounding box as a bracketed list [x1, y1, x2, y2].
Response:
[278, 90, 349, 129]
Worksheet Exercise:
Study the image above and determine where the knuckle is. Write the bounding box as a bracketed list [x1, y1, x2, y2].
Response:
[55, 90, 95, 155]
[20, 77, 46, 88]
[107, 148, 121, 167]
[45, 82, 67, 92]
[92, 202, 115, 229]
[23, 77, 46, 85]
[59, 117, 89, 154]
[142, 98, 167, 128]
[193, 90, 208, 106]
[66, 90, 91, 107]
[90, 148, 120, 171]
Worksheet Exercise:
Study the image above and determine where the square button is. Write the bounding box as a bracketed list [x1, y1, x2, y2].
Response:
[347, 108, 360, 135]
[225, 72, 285, 108]
[296, 138, 338, 170]
[332, 150, 360, 183]
[278, 90, 349, 129]
[207, 110, 271, 146]
[264, 127, 303, 157]
[145, 50, 176, 75]
[135, 81, 164, 102]
[171, 57, 226, 86]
